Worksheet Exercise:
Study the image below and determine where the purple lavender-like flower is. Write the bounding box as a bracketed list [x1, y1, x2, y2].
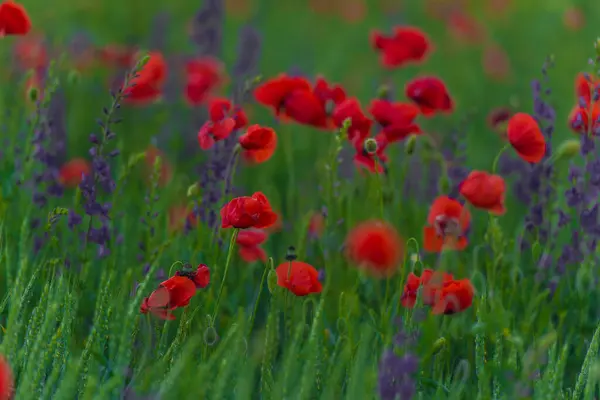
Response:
[378, 319, 419, 400]
[75, 63, 142, 258]
[189, 0, 224, 57]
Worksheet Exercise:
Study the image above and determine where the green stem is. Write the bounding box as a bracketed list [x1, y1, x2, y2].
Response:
[211, 229, 239, 325]
[491, 144, 510, 174]
[248, 259, 271, 336]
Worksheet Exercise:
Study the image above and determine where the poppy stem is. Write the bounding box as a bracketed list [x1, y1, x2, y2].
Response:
[248, 258, 271, 336]
[211, 228, 239, 326]
[167, 260, 184, 278]
[491, 144, 510, 174]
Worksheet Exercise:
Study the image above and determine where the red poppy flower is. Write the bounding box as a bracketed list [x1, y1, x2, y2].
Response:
[123, 51, 167, 105]
[275, 261, 322, 296]
[430, 278, 474, 315]
[370, 26, 431, 69]
[353, 134, 389, 174]
[198, 98, 247, 150]
[569, 105, 589, 135]
[175, 263, 211, 289]
[221, 192, 278, 229]
[13, 33, 46, 70]
[265, 211, 284, 234]
[506, 113, 546, 163]
[405, 76, 453, 116]
[423, 196, 470, 253]
[0, 355, 12, 400]
[140, 275, 197, 320]
[331, 97, 373, 142]
[236, 228, 268, 263]
[279, 89, 328, 128]
[400, 268, 454, 308]
[168, 205, 197, 233]
[570, 74, 600, 136]
[185, 57, 224, 106]
[209, 97, 248, 129]
[239, 124, 278, 164]
[369, 99, 421, 142]
[344, 219, 404, 277]
[459, 171, 506, 215]
[59, 158, 91, 188]
[575, 73, 594, 106]
[0, 1, 31, 36]
[145, 146, 173, 186]
[254, 74, 312, 115]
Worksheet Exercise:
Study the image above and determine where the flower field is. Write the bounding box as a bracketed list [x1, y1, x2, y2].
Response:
[0, 0, 600, 399]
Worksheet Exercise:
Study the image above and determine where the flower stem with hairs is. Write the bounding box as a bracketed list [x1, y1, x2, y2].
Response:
[211, 228, 239, 325]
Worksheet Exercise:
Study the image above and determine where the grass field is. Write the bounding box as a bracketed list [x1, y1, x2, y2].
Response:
[0, 0, 600, 399]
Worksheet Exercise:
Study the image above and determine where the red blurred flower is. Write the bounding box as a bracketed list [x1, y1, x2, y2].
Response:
[0, 355, 12, 400]
[369, 99, 421, 142]
[400, 268, 454, 308]
[145, 145, 173, 186]
[265, 211, 284, 234]
[236, 228, 268, 263]
[185, 57, 224, 106]
[221, 192, 278, 229]
[123, 51, 167, 105]
[506, 113, 546, 163]
[563, 6, 585, 31]
[459, 171, 506, 215]
[96, 44, 137, 69]
[482, 43, 511, 82]
[344, 219, 404, 277]
[331, 97, 373, 142]
[140, 275, 197, 320]
[423, 196, 470, 253]
[430, 278, 474, 314]
[275, 260, 322, 296]
[175, 263, 211, 289]
[370, 26, 431, 69]
[13, 33, 46, 70]
[239, 124, 278, 164]
[446, 11, 487, 45]
[405, 76, 453, 116]
[0, 0, 31, 36]
[353, 134, 389, 174]
[569, 73, 600, 135]
[168, 205, 197, 233]
[487, 107, 512, 137]
[59, 158, 91, 188]
[198, 98, 247, 150]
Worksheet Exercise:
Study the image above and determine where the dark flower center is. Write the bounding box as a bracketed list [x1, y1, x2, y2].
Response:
[434, 215, 461, 237]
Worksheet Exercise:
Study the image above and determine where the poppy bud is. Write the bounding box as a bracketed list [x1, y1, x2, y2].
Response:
[595, 38, 600, 56]
[556, 139, 581, 160]
[364, 138, 378, 155]
[431, 337, 447, 355]
[137, 54, 151, 69]
[285, 246, 297, 261]
[67, 70, 80, 86]
[187, 182, 200, 197]
[377, 84, 391, 100]
[405, 134, 417, 155]
[28, 86, 38, 102]
[267, 268, 278, 294]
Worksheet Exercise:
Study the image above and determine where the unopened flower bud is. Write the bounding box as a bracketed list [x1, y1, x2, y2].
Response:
[187, 182, 200, 197]
[377, 84, 391, 100]
[364, 138, 378, 155]
[405, 134, 417, 154]
[28, 86, 39, 102]
[556, 139, 581, 160]
[432, 337, 447, 355]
